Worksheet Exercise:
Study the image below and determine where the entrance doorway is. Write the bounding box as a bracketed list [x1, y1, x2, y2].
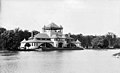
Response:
[40, 43, 53, 48]
[58, 43, 63, 48]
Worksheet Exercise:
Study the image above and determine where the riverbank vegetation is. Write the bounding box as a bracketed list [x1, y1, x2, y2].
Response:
[70, 32, 120, 49]
[0, 27, 120, 50]
[0, 27, 39, 50]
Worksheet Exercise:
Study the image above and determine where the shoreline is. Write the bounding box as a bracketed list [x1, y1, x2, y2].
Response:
[0, 48, 120, 52]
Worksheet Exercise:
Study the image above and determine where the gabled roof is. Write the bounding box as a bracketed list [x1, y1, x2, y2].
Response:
[34, 33, 50, 38]
[22, 38, 53, 43]
[76, 39, 81, 43]
[65, 36, 73, 39]
[21, 39, 26, 43]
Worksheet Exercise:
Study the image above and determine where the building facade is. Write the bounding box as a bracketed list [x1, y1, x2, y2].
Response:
[20, 23, 81, 49]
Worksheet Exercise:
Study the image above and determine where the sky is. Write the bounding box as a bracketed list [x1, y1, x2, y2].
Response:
[0, 0, 120, 36]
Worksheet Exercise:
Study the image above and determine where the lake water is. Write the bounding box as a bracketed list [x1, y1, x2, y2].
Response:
[0, 49, 120, 73]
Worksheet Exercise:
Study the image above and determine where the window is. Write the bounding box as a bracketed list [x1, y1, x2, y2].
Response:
[32, 43, 33, 46]
[54, 38, 57, 41]
[36, 38, 41, 40]
[42, 38, 45, 40]
[46, 38, 50, 40]
[36, 43, 38, 46]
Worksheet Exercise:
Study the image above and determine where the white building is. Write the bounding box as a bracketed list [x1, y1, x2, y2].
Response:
[20, 23, 81, 49]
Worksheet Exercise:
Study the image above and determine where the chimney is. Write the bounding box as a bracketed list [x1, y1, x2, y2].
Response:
[68, 33, 71, 37]
[31, 31, 34, 38]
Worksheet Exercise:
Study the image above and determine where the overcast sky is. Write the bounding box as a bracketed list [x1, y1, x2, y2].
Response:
[1, 0, 120, 36]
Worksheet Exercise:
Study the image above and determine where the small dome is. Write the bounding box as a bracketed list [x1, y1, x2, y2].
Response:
[47, 23, 59, 28]
[43, 22, 63, 30]
[34, 33, 50, 38]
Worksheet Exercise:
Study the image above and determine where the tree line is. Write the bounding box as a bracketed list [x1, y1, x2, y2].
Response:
[0, 27, 39, 50]
[70, 32, 120, 49]
[0, 27, 120, 50]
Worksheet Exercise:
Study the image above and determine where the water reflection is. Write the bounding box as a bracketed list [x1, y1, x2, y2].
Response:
[0, 51, 18, 56]
[0, 51, 18, 73]
[0, 61, 18, 73]
[0, 50, 120, 73]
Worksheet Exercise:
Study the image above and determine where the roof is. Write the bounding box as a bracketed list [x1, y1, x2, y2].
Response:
[21, 38, 53, 43]
[76, 39, 81, 43]
[50, 34, 74, 39]
[47, 23, 59, 28]
[43, 23, 63, 30]
[62, 35, 66, 39]
[51, 35, 66, 39]
[65, 36, 73, 39]
[21, 39, 26, 43]
[34, 33, 50, 38]
[51, 35, 58, 38]
[28, 37, 34, 40]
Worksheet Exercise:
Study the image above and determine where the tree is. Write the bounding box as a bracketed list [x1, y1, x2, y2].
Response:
[0, 30, 15, 50]
[113, 38, 120, 48]
[70, 34, 96, 48]
[32, 30, 40, 36]
[0, 28, 30, 50]
[23, 30, 31, 40]
[0, 27, 6, 34]
[105, 32, 117, 47]
[84, 35, 95, 48]
[103, 39, 109, 48]
[91, 36, 104, 48]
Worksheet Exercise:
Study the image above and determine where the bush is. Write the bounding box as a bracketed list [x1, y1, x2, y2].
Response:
[113, 44, 120, 48]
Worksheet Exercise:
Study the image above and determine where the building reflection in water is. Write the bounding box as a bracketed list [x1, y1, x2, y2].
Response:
[0, 50, 120, 73]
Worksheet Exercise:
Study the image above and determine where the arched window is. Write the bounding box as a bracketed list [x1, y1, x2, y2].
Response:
[39, 43, 53, 48]
[58, 42, 63, 48]
[67, 43, 76, 48]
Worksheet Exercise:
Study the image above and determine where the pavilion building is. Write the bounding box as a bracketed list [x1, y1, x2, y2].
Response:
[20, 23, 81, 49]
